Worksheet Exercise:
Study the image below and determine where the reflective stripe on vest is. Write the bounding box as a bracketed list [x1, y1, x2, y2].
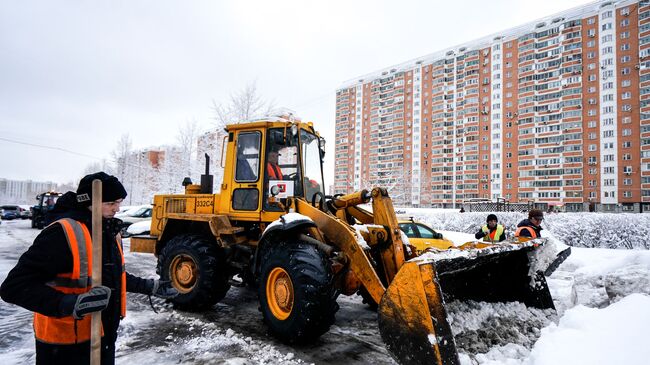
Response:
[514, 226, 538, 239]
[33, 218, 126, 345]
[481, 224, 504, 243]
[267, 162, 282, 180]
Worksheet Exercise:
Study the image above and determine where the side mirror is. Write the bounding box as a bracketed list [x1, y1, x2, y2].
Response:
[270, 185, 280, 197]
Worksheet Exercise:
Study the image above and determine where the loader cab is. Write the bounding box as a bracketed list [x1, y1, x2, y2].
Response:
[222, 121, 326, 221]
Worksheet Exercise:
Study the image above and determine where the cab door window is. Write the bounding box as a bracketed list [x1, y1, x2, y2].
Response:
[233, 131, 261, 211]
[235, 132, 261, 182]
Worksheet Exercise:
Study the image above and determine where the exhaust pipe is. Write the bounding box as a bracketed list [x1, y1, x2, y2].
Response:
[200, 153, 214, 194]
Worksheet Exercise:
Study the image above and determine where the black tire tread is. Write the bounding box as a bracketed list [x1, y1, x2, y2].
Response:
[157, 234, 229, 311]
[258, 241, 339, 344]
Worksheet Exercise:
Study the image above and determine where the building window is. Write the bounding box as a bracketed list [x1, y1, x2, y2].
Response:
[621, 67, 631, 75]
[621, 55, 631, 63]
[621, 43, 630, 51]
[622, 79, 631, 87]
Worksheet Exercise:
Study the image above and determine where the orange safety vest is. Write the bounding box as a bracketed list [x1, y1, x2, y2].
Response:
[514, 226, 538, 239]
[33, 218, 126, 345]
[267, 162, 283, 180]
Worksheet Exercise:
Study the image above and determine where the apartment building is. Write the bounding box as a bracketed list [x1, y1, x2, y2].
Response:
[335, 0, 650, 213]
[0, 179, 66, 205]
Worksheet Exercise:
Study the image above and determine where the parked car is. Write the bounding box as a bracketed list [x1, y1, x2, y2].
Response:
[126, 219, 151, 236]
[398, 218, 454, 254]
[18, 205, 32, 219]
[0, 205, 21, 220]
[116, 205, 153, 237]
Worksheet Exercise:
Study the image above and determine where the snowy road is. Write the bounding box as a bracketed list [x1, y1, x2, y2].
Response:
[1, 218, 650, 364]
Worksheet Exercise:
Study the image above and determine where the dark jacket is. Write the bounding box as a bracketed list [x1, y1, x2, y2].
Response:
[0, 191, 153, 365]
[515, 218, 543, 238]
[474, 224, 506, 242]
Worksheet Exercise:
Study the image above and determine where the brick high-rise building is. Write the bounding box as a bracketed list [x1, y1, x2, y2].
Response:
[335, 0, 650, 213]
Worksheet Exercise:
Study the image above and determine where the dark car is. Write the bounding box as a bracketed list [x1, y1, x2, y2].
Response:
[1, 205, 21, 220]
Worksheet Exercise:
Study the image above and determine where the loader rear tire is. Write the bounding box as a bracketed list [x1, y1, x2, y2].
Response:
[157, 234, 230, 311]
[258, 240, 338, 344]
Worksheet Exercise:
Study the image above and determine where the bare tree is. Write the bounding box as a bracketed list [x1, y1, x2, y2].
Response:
[176, 119, 200, 178]
[212, 81, 276, 128]
[112, 134, 132, 183]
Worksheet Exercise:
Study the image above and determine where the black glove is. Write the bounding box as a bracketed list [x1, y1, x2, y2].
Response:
[72, 286, 111, 319]
[151, 280, 179, 299]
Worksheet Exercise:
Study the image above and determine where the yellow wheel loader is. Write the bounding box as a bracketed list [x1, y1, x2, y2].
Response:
[131, 117, 564, 365]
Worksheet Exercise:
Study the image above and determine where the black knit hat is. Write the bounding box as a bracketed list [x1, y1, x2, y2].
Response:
[486, 214, 498, 222]
[76, 172, 127, 206]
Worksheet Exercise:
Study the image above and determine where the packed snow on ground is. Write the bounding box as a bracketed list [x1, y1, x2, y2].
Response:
[1, 213, 649, 364]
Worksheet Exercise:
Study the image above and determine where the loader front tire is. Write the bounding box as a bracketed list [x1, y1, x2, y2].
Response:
[258, 240, 338, 344]
[157, 234, 230, 311]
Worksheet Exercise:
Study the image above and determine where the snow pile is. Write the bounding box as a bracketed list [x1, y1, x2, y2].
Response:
[548, 247, 650, 313]
[117, 311, 307, 365]
[526, 293, 650, 365]
[447, 300, 555, 359]
[400, 209, 650, 250]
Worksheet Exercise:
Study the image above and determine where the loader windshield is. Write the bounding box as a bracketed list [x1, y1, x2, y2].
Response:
[300, 129, 325, 203]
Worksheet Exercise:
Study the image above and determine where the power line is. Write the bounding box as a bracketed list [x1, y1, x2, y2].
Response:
[0, 136, 104, 161]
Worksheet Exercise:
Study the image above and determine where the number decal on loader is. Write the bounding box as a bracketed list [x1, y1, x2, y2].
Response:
[196, 200, 213, 207]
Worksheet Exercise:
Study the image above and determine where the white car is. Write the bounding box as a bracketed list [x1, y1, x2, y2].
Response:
[117, 205, 152, 237]
[126, 219, 151, 236]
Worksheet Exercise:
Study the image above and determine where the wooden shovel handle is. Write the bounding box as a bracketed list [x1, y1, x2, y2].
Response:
[91, 179, 102, 365]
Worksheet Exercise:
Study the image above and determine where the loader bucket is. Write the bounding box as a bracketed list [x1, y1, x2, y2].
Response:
[378, 261, 460, 365]
[433, 244, 555, 309]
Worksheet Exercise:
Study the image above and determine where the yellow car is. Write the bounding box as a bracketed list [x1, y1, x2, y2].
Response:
[398, 219, 454, 254]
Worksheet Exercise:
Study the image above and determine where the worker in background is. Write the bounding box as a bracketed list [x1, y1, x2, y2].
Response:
[266, 149, 284, 180]
[514, 208, 544, 240]
[475, 213, 506, 242]
[0, 172, 178, 365]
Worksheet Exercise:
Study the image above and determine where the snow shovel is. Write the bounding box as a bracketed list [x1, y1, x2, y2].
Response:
[91, 179, 102, 365]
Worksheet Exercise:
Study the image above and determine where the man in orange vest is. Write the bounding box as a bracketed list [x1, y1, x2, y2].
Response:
[515, 209, 544, 240]
[475, 214, 506, 242]
[266, 149, 284, 180]
[0, 172, 177, 365]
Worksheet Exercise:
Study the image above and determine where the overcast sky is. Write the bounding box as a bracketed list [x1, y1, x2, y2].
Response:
[0, 0, 595, 188]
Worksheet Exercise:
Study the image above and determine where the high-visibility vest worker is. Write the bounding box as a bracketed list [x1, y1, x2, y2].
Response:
[33, 218, 126, 345]
[474, 213, 506, 242]
[480, 223, 505, 243]
[514, 209, 544, 241]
